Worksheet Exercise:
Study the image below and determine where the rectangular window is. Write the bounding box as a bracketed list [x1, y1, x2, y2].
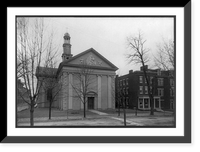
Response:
[139, 86, 143, 94]
[158, 78, 164, 86]
[139, 76, 143, 83]
[150, 76, 153, 85]
[158, 88, 164, 96]
[150, 86, 153, 94]
[170, 87, 174, 96]
[144, 77, 147, 83]
[170, 79, 174, 86]
[138, 98, 143, 109]
[144, 98, 149, 108]
[126, 87, 129, 95]
[145, 86, 148, 94]
[123, 79, 125, 86]
[126, 78, 129, 85]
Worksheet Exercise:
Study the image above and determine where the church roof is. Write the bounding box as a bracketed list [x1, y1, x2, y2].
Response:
[36, 66, 57, 78]
[57, 48, 118, 75]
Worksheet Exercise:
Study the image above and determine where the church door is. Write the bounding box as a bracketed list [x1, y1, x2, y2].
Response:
[88, 97, 94, 109]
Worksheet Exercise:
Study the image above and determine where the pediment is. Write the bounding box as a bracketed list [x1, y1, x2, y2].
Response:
[61, 48, 118, 71]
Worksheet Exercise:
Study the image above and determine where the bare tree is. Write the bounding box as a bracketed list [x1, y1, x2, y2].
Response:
[126, 31, 155, 115]
[17, 17, 57, 126]
[71, 61, 96, 118]
[115, 75, 127, 121]
[36, 32, 61, 120]
[36, 66, 62, 120]
[154, 39, 174, 70]
[116, 86, 127, 126]
[154, 39, 175, 113]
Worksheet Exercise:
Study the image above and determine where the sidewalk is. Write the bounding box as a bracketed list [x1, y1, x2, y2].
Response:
[89, 110, 108, 115]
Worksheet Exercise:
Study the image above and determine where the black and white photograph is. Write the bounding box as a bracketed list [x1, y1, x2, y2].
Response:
[16, 16, 175, 127]
[3, 3, 193, 145]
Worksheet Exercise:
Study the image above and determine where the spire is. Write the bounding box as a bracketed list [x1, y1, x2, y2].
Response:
[62, 31, 72, 61]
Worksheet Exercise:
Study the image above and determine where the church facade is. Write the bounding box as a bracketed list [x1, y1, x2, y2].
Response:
[37, 32, 118, 111]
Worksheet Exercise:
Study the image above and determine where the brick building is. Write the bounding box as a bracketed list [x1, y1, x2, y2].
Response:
[115, 65, 174, 110]
[36, 32, 118, 111]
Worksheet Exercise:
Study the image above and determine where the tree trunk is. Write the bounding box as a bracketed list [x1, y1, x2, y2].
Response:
[83, 102, 86, 118]
[150, 95, 154, 115]
[123, 104, 126, 126]
[30, 103, 34, 126]
[49, 101, 52, 120]
[142, 64, 154, 116]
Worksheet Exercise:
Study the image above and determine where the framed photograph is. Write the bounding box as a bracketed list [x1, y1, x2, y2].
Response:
[3, 2, 191, 143]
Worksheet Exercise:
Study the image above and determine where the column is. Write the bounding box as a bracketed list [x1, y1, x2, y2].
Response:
[68, 73, 73, 110]
[108, 75, 112, 109]
[111, 76, 115, 109]
[62, 72, 68, 110]
[97, 75, 102, 109]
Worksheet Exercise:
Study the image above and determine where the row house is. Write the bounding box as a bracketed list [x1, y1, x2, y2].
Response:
[115, 65, 174, 110]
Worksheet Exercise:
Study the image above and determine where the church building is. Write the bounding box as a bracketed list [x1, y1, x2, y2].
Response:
[37, 32, 118, 111]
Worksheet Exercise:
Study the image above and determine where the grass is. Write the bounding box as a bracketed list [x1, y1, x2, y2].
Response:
[18, 107, 173, 119]
[17, 107, 99, 119]
[17, 107, 175, 127]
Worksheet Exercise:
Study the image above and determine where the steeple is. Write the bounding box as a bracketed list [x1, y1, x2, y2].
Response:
[62, 32, 73, 61]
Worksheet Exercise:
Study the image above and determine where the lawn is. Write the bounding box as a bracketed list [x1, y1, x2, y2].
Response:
[17, 107, 175, 127]
[17, 107, 99, 118]
[17, 107, 174, 120]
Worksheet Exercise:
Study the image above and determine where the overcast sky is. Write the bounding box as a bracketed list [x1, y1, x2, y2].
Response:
[42, 17, 174, 75]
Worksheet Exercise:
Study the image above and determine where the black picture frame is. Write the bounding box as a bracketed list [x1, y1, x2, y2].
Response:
[3, 2, 191, 143]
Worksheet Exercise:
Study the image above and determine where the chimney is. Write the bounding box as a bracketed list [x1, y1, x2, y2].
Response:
[129, 70, 133, 73]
